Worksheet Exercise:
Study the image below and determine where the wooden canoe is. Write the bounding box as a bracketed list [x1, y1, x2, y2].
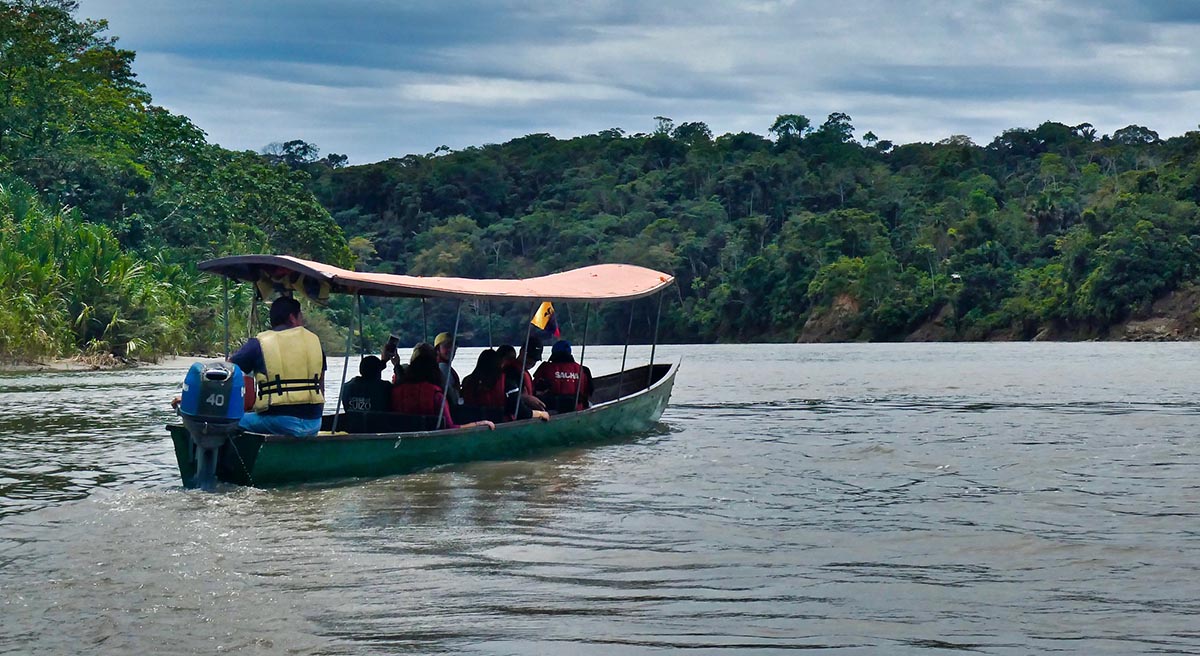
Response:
[168, 362, 675, 488]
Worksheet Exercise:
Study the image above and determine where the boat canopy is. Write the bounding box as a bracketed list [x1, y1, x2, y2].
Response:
[199, 254, 675, 302]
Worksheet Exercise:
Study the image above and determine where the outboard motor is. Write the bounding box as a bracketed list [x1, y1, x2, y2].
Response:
[178, 361, 245, 491]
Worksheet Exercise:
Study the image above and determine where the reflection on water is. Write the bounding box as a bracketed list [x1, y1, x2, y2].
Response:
[3, 344, 1200, 654]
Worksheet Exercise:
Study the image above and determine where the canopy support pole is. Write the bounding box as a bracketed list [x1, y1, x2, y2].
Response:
[487, 301, 493, 348]
[619, 301, 634, 400]
[222, 277, 230, 358]
[436, 301, 462, 430]
[514, 302, 536, 419]
[573, 303, 591, 411]
[248, 289, 258, 339]
[331, 291, 358, 434]
[421, 298, 428, 343]
[648, 291, 663, 388]
[356, 294, 365, 355]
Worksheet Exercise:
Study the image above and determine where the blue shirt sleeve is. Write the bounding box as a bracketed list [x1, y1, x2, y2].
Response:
[229, 338, 264, 374]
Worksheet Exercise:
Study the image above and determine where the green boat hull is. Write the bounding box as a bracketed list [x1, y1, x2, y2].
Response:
[169, 362, 676, 488]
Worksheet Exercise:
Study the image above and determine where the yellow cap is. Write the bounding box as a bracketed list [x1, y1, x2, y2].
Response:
[434, 332, 453, 348]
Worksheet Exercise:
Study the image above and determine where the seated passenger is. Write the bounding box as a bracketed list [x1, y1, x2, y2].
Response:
[534, 340, 593, 412]
[340, 356, 392, 413]
[499, 339, 550, 421]
[390, 348, 494, 430]
[433, 331, 464, 408]
[462, 349, 505, 410]
[229, 296, 325, 437]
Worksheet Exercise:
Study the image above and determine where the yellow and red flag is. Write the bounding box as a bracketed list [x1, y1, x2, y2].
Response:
[530, 301, 561, 337]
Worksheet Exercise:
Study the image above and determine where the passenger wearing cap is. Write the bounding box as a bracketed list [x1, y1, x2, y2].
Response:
[499, 337, 549, 421]
[534, 340, 593, 412]
[433, 331, 464, 408]
[340, 355, 393, 414]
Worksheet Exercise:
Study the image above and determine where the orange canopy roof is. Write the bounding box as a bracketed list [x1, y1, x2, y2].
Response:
[199, 255, 675, 302]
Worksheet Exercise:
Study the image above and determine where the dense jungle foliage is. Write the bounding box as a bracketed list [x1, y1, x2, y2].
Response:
[0, 0, 350, 361]
[5, 0, 1200, 362]
[304, 115, 1200, 345]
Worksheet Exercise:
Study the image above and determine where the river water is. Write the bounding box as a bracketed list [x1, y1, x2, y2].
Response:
[1, 343, 1197, 655]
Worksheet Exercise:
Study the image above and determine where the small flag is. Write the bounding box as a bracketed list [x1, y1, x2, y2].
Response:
[530, 301, 561, 337]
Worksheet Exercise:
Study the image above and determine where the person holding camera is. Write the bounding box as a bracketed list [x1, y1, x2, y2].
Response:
[380, 334, 403, 383]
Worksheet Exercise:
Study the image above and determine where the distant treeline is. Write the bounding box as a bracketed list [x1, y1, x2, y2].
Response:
[299, 114, 1200, 344]
[5, 1, 1200, 363]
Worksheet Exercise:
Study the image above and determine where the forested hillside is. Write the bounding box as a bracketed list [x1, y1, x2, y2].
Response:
[302, 115, 1200, 343]
[5, 1, 1200, 363]
[0, 1, 350, 361]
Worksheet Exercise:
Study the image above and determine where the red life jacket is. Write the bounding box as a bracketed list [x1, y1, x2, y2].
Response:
[463, 375, 505, 408]
[535, 361, 581, 395]
[390, 382, 444, 416]
[534, 361, 590, 410]
[243, 374, 257, 412]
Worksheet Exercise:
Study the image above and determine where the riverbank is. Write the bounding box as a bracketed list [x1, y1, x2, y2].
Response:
[0, 354, 200, 373]
[798, 284, 1200, 343]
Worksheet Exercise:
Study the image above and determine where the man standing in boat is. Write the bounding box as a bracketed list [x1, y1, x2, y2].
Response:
[229, 296, 326, 437]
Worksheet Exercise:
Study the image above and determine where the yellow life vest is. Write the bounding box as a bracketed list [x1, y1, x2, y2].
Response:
[252, 327, 324, 412]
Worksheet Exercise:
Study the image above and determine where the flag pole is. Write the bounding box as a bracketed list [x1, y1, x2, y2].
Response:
[514, 302, 536, 419]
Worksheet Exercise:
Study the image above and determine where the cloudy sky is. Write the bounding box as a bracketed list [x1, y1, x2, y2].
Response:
[78, 0, 1200, 165]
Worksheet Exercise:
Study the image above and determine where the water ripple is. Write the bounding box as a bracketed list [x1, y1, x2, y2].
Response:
[3, 345, 1200, 654]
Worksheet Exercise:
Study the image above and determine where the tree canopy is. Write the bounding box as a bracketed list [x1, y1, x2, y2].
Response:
[6, 0, 1200, 361]
[0, 0, 349, 360]
[307, 115, 1200, 344]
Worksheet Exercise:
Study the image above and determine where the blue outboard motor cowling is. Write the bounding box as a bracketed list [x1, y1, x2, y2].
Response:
[179, 361, 245, 491]
[180, 361, 245, 423]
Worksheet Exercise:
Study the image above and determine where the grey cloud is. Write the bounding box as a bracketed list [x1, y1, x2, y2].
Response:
[78, 0, 1200, 163]
[831, 64, 1151, 102]
[1092, 0, 1200, 24]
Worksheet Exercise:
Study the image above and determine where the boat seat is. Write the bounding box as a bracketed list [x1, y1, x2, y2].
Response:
[452, 405, 507, 424]
[334, 411, 443, 433]
[541, 394, 588, 414]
